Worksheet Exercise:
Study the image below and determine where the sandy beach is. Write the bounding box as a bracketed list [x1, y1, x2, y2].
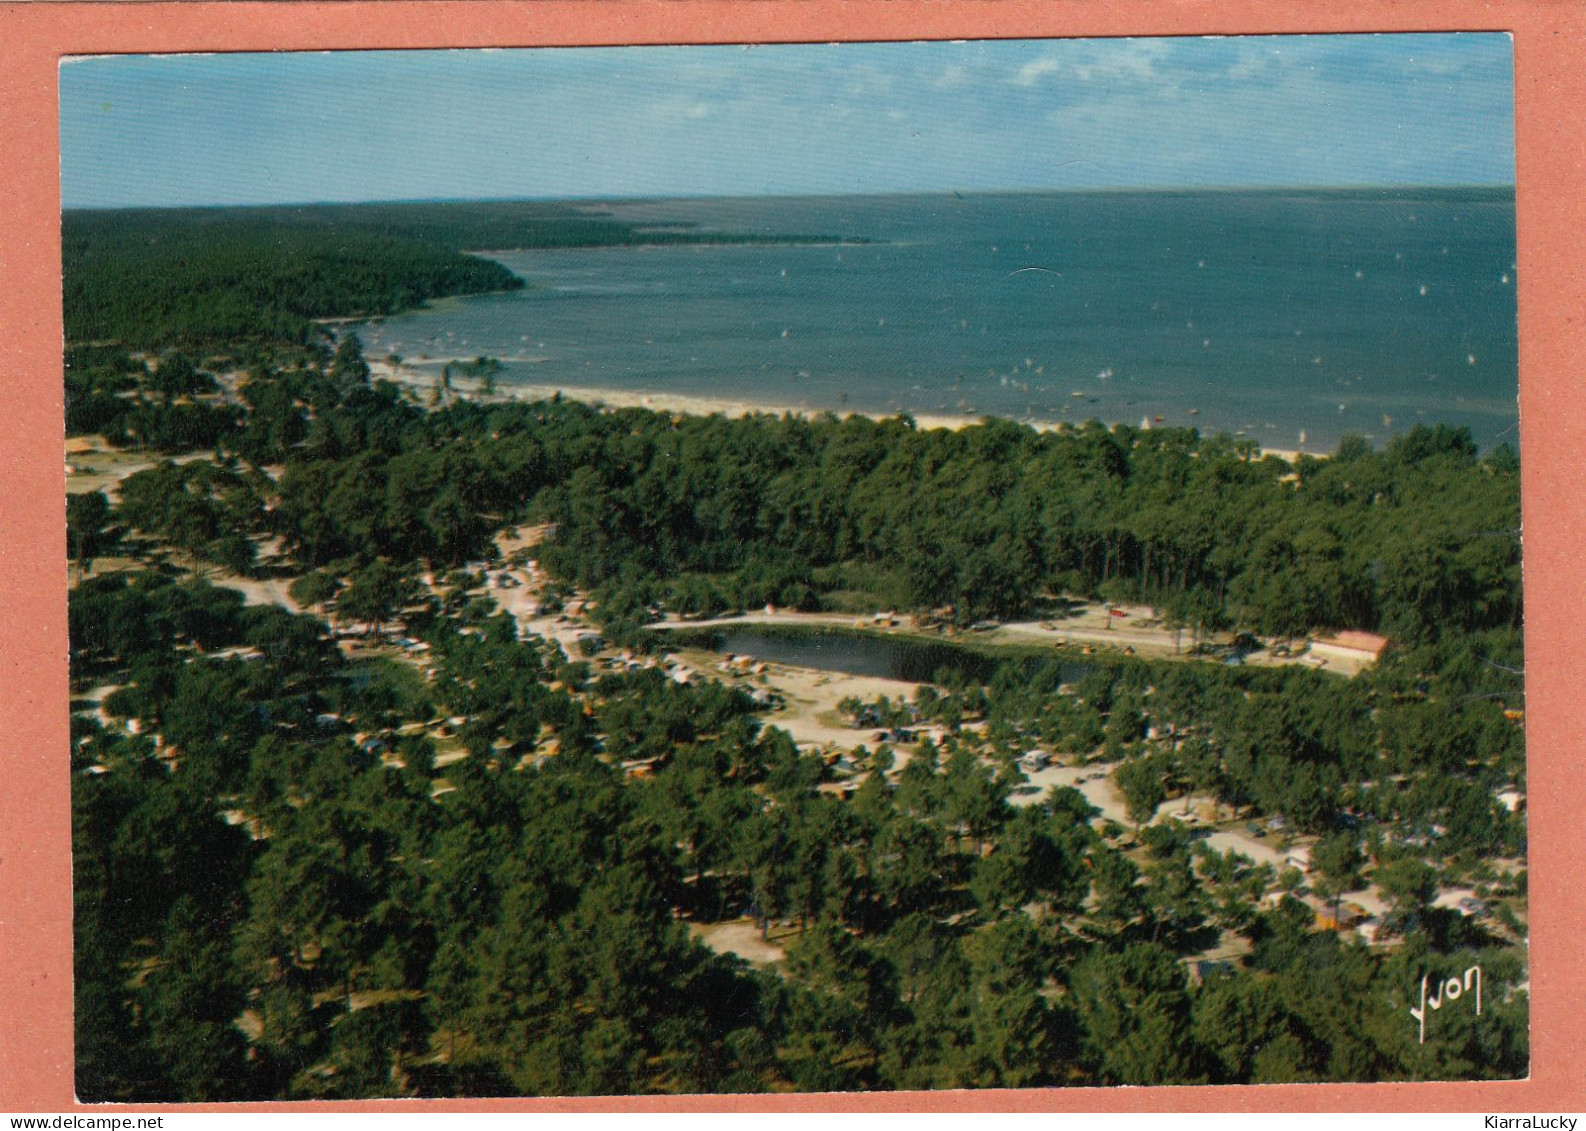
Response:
[372, 358, 975, 432]
[368, 358, 1313, 456]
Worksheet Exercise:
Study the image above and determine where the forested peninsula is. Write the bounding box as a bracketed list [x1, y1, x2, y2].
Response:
[66, 203, 1527, 1100]
[62, 201, 854, 347]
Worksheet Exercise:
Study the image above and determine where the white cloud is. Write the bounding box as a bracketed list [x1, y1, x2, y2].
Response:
[1013, 57, 1061, 87]
[1401, 54, 1469, 77]
[934, 63, 968, 89]
[1225, 51, 1270, 81]
[1068, 40, 1168, 85]
[845, 68, 897, 97]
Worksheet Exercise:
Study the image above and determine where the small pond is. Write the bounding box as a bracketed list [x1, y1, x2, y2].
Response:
[670, 625, 1089, 686]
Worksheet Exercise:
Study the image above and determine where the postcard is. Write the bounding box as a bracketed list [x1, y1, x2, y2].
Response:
[4, 0, 1584, 1116]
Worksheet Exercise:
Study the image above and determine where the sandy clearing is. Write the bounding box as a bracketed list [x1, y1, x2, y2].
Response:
[66, 444, 214, 501]
[494, 523, 551, 559]
[1199, 831, 1397, 918]
[1432, 886, 1483, 912]
[1201, 830, 1289, 871]
[689, 919, 786, 966]
[1350, 888, 1390, 917]
[651, 607, 1191, 667]
[209, 574, 304, 613]
[1014, 762, 1131, 824]
[479, 567, 599, 655]
[513, 612, 595, 656]
[997, 616, 1186, 658]
[719, 658, 922, 752]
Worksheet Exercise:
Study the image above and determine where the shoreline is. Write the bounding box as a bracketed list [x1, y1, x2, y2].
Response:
[367, 359, 1312, 460]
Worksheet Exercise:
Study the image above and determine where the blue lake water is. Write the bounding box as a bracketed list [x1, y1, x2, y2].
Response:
[701, 626, 1001, 683]
[672, 625, 1089, 685]
[351, 189, 1519, 453]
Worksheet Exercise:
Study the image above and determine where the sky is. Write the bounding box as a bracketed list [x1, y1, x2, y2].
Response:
[59, 35, 1515, 209]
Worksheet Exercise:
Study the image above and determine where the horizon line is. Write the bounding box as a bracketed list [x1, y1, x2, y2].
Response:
[63, 181, 1518, 214]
